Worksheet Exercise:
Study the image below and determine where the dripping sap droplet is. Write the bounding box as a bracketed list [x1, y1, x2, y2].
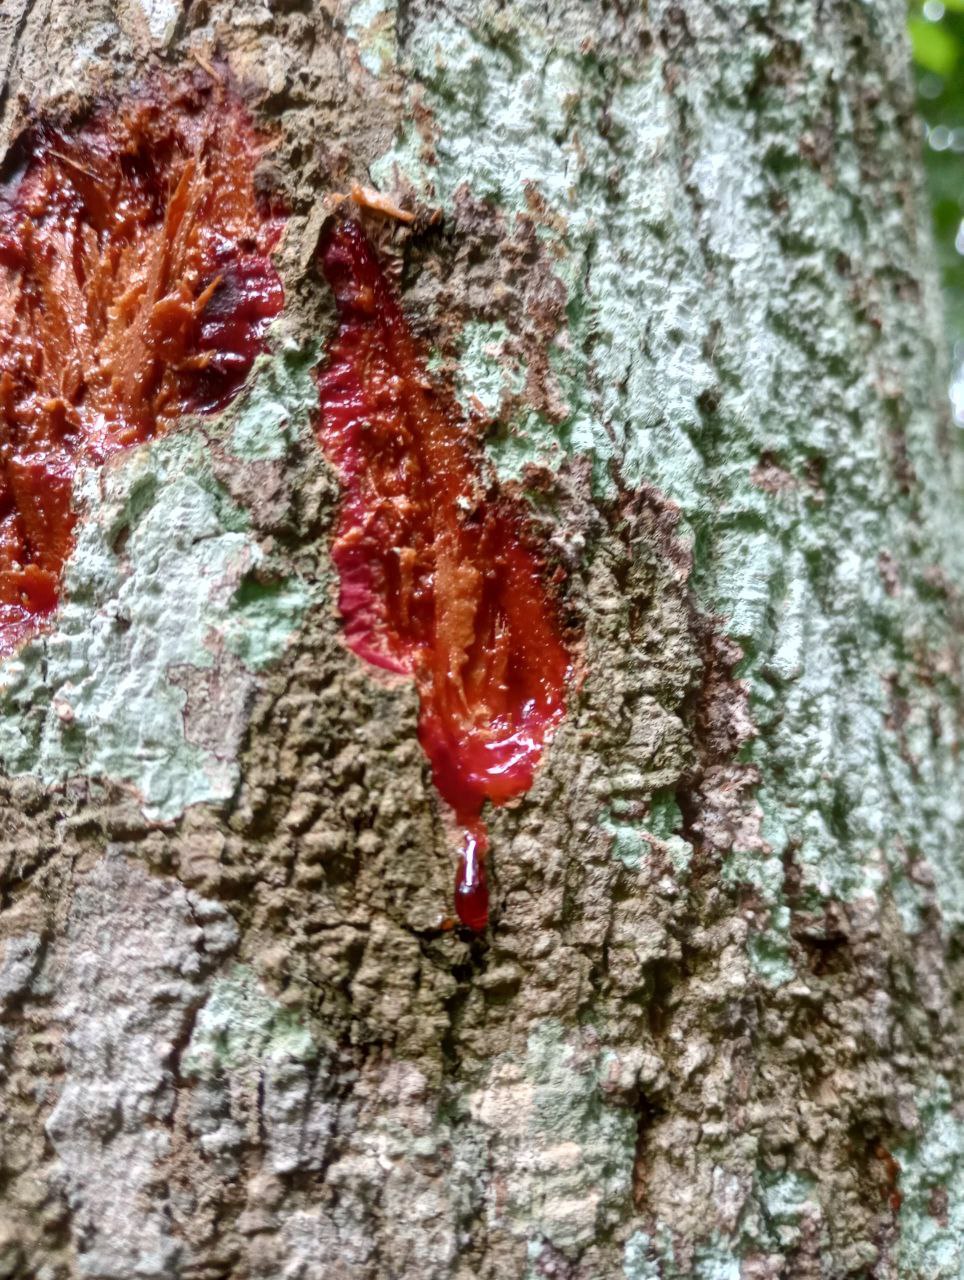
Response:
[454, 828, 489, 932]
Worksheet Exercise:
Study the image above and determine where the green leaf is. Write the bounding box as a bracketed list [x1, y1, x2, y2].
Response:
[910, 16, 960, 76]
[938, 0, 964, 13]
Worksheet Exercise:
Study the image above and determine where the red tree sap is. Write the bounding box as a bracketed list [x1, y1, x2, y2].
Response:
[316, 218, 571, 928]
[0, 75, 284, 653]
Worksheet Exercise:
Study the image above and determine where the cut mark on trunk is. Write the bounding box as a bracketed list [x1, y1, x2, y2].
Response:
[316, 217, 571, 930]
[0, 74, 285, 655]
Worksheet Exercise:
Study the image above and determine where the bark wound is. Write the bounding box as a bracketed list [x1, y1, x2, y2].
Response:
[316, 218, 572, 929]
[0, 74, 284, 655]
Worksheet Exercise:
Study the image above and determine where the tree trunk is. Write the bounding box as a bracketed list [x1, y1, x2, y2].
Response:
[1, 2, 962, 1277]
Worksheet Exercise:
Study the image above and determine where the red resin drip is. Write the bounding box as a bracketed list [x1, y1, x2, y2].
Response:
[0, 75, 284, 655]
[454, 828, 490, 932]
[316, 218, 571, 929]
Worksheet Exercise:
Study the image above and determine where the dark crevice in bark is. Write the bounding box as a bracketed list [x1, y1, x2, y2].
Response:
[631, 1090, 666, 1213]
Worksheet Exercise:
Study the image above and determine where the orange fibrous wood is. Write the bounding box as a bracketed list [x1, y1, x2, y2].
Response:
[0, 74, 285, 653]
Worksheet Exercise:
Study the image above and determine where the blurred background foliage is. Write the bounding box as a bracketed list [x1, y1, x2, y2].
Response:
[909, 0, 964, 419]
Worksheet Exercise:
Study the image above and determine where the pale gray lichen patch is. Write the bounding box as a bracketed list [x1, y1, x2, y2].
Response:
[623, 1230, 660, 1280]
[451, 319, 526, 421]
[345, 0, 398, 79]
[895, 1082, 964, 1279]
[603, 791, 691, 875]
[0, 356, 316, 821]
[115, 0, 181, 51]
[374, 11, 712, 493]
[623, 1171, 822, 1279]
[45, 853, 238, 1279]
[0, 932, 42, 1010]
[721, 846, 795, 988]
[183, 964, 316, 1076]
[0, 433, 251, 819]
[466, 1020, 635, 1255]
[178, 964, 333, 1181]
[222, 577, 316, 671]
[228, 340, 322, 464]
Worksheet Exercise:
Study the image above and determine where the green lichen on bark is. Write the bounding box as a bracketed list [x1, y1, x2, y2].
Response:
[183, 965, 317, 1075]
[0, 347, 319, 819]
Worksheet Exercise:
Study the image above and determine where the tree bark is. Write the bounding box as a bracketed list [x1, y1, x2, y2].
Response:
[1, 2, 963, 1278]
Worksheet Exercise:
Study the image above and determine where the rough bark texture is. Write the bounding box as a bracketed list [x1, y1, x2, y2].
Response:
[0, 2, 963, 1278]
